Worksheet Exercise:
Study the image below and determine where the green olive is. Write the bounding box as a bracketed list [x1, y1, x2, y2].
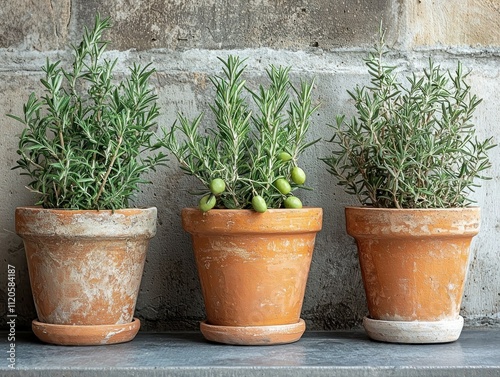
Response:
[278, 151, 293, 162]
[275, 178, 292, 195]
[252, 195, 267, 213]
[291, 166, 306, 185]
[284, 196, 303, 209]
[209, 178, 226, 195]
[199, 194, 216, 212]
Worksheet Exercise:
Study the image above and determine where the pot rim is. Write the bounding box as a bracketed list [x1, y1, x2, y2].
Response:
[15, 205, 157, 213]
[183, 206, 322, 212]
[345, 206, 480, 238]
[15, 206, 157, 239]
[182, 207, 323, 235]
[345, 206, 480, 211]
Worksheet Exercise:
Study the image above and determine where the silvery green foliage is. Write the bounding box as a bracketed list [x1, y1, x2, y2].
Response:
[11, 15, 167, 209]
[323, 33, 495, 208]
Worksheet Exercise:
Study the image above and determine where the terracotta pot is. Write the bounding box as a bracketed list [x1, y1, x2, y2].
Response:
[15, 206, 156, 345]
[345, 206, 480, 343]
[182, 207, 322, 345]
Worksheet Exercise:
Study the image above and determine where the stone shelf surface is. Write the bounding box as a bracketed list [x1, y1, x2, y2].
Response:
[2, 329, 500, 376]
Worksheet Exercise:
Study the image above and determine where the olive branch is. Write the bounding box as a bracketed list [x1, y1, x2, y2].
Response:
[163, 56, 318, 212]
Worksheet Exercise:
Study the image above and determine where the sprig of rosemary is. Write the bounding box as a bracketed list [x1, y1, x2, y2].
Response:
[322, 30, 495, 208]
[10, 14, 167, 210]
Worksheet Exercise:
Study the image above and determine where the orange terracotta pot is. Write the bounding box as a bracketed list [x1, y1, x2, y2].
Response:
[15, 206, 157, 345]
[182, 207, 323, 345]
[345, 206, 480, 343]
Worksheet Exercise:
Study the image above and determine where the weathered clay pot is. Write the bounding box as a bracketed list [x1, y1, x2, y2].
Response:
[345, 207, 480, 343]
[182, 207, 323, 345]
[15, 206, 156, 345]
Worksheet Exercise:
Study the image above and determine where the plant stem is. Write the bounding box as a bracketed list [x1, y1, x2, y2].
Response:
[94, 134, 123, 207]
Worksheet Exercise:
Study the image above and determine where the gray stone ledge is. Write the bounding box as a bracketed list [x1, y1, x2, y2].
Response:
[2, 329, 500, 377]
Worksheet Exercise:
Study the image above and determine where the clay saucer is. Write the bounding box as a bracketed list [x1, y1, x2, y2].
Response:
[32, 317, 141, 346]
[200, 319, 306, 345]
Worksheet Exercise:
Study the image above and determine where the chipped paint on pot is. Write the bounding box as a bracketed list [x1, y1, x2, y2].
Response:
[346, 207, 480, 343]
[15, 207, 156, 329]
[182, 207, 323, 345]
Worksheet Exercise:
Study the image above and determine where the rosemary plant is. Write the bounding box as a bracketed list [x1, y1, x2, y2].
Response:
[322, 31, 495, 208]
[10, 14, 167, 210]
[164, 56, 318, 212]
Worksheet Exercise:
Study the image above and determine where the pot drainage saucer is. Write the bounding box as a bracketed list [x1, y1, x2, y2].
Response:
[363, 316, 464, 344]
[32, 317, 141, 346]
[200, 318, 305, 345]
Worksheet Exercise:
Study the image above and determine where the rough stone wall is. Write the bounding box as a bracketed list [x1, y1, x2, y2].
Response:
[405, 0, 500, 47]
[0, 0, 499, 330]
